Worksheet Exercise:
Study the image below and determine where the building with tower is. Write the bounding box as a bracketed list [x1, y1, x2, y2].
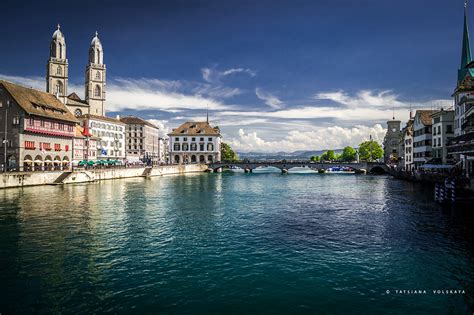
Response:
[383, 117, 402, 164]
[45, 25, 107, 117]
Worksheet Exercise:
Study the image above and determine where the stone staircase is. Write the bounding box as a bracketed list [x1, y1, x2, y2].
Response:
[52, 171, 73, 184]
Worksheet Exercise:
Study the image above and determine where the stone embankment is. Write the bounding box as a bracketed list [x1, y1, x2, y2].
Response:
[0, 164, 207, 189]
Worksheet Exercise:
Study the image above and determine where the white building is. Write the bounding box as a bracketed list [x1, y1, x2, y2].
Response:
[403, 117, 414, 171]
[431, 109, 455, 164]
[168, 121, 221, 164]
[120, 116, 161, 164]
[78, 114, 126, 161]
[413, 110, 435, 168]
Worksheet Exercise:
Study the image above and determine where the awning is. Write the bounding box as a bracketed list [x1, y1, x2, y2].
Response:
[34, 160, 43, 163]
[53, 160, 61, 164]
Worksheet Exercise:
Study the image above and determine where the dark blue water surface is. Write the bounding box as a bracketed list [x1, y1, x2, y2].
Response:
[1, 173, 474, 314]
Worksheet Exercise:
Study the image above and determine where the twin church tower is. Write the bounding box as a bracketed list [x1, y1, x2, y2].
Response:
[46, 24, 106, 117]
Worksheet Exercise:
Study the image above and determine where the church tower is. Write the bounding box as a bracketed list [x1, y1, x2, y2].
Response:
[46, 24, 68, 104]
[85, 31, 106, 116]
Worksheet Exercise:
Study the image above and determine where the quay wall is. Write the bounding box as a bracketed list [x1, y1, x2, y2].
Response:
[0, 164, 208, 189]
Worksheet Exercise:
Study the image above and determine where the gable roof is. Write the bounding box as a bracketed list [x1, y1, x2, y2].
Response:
[66, 92, 89, 107]
[119, 116, 159, 129]
[168, 121, 221, 136]
[0, 80, 78, 123]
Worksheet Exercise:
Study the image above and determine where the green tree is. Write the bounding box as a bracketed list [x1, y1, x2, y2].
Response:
[310, 155, 320, 162]
[220, 142, 238, 162]
[321, 150, 335, 162]
[358, 140, 383, 162]
[341, 146, 357, 162]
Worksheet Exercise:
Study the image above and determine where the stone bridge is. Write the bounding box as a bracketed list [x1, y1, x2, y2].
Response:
[207, 161, 388, 174]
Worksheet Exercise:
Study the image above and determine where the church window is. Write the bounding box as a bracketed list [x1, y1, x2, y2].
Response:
[56, 66, 62, 75]
[59, 43, 63, 59]
[94, 85, 101, 97]
[55, 81, 63, 94]
[74, 109, 82, 117]
[96, 49, 101, 64]
[95, 71, 101, 80]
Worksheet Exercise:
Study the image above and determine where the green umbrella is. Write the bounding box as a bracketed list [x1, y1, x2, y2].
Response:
[87, 160, 95, 166]
[78, 160, 86, 166]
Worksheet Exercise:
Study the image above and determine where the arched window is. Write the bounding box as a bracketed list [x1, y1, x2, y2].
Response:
[95, 71, 101, 80]
[55, 81, 63, 94]
[56, 66, 62, 75]
[207, 143, 214, 151]
[94, 85, 101, 97]
[51, 42, 57, 58]
[74, 109, 82, 117]
[59, 43, 63, 59]
[96, 49, 101, 64]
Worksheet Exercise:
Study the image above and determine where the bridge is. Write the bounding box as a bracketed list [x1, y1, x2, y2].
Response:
[207, 161, 389, 174]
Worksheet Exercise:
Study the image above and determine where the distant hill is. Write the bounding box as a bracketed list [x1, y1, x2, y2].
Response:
[237, 149, 343, 160]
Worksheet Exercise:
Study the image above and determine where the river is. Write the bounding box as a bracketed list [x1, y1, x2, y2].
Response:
[0, 172, 473, 314]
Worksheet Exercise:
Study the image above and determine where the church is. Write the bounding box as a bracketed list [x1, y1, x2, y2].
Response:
[46, 25, 106, 117]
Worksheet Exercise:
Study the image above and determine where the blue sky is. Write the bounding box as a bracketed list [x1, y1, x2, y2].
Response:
[0, 0, 466, 152]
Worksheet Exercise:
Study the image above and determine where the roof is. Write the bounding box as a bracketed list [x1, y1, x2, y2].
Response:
[168, 121, 221, 136]
[66, 93, 89, 107]
[415, 110, 436, 126]
[459, 7, 473, 84]
[78, 114, 126, 125]
[0, 80, 78, 123]
[119, 116, 159, 129]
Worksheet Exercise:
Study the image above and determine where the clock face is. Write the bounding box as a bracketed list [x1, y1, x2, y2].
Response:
[392, 128, 397, 132]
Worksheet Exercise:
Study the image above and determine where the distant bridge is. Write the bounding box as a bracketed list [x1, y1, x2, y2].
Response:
[207, 161, 388, 174]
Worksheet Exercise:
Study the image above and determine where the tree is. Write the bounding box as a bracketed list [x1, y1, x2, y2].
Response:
[310, 155, 320, 162]
[320, 150, 335, 162]
[220, 142, 238, 162]
[358, 140, 383, 162]
[341, 146, 357, 162]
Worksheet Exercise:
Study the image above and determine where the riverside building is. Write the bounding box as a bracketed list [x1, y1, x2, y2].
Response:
[72, 125, 98, 165]
[168, 121, 221, 164]
[78, 114, 125, 161]
[413, 110, 436, 168]
[431, 109, 455, 164]
[119, 116, 161, 164]
[402, 114, 415, 171]
[0, 80, 77, 171]
[383, 117, 402, 164]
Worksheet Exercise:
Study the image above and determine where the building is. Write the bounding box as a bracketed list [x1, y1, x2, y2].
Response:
[46, 25, 106, 117]
[431, 109, 455, 164]
[448, 4, 474, 177]
[402, 116, 414, 171]
[0, 80, 77, 171]
[168, 121, 221, 164]
[72, 125, 98, 165]
[119, 116, 161, 164]
[78, 114, 125, 161]
[383, 117, 402, 164]
[413, 110, 436, 168]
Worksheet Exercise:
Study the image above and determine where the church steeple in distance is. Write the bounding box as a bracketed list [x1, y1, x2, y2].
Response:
[459, 0, 473, 84]
[46, 23, 68, 104]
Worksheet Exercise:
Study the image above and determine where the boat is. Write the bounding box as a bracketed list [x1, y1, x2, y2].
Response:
[325, 166, 355, 174]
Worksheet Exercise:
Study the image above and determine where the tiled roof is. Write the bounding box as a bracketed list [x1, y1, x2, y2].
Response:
[415, 110, 436, 126]
[0, 80, 78, 123]
[66, 93, 89, 107]
[119, 116, 159, 129]
[168, 121, 221, 136]
[78, 114, 126, 125]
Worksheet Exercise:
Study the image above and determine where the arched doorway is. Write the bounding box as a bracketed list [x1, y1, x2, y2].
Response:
[207, 155, 213, 162]
[54, 156, 61, 170]
[34, 155, 43, 171]
[191, 155, 197, 163]
[199, 155, 205, 163]
[62, 156, 70, 170]
[23, 155, 33, 172]
[174, 155, 180, 164]
[44, 155, 53, 171]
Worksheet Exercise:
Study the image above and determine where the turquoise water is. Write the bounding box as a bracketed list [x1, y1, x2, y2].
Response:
[0, 173, 473, 314]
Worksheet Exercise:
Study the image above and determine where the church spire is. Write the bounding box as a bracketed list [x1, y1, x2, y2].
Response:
[459, 1, 473, 84]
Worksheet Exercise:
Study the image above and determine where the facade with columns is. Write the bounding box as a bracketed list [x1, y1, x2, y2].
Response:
[46, 25, 106, 117]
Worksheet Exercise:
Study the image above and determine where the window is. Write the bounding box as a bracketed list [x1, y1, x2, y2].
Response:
[182, 143, 189, 151]
[183, 137, 188, 141]
[74, 109, 82, 117]
[199, 144, 204, 151]
[174, 143, 180, 151]
[54, 144, 61, 151]
[95, 71, 101, 80]
[57, 66, 62, 75]
[191, 143, 197, 151]
[12, 116, 20, 125]
[200, 137, 204, 141]
[175, 137, 179, 141]
[191, 137, 196, 141]
[208, 137, 212, 141]
[24, 141, 35, 150]
[94, 85, 101, 97]
[207, 143, 214, 151]
[55, 81, 63, 94]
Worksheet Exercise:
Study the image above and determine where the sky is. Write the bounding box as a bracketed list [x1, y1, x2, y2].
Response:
[0, 0, 466, 152]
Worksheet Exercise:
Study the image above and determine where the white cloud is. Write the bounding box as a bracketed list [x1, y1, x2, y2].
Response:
[255, 87, 284, 109]
[147, 119, 170, 137]
[201, 67, 256, 83]
[227, 124, 387, 152]
[314, 90, 405, 108]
